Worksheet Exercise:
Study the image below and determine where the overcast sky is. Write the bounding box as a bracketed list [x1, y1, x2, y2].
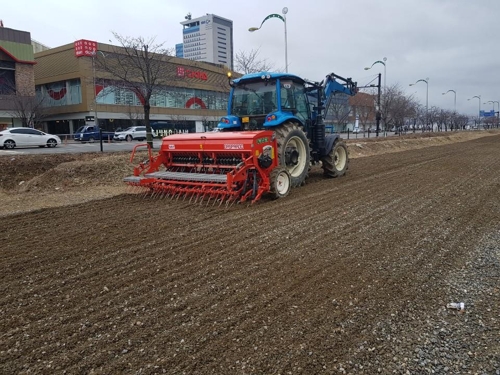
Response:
[3, 0, 500, 116]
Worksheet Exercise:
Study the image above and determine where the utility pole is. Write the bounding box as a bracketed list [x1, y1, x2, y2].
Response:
[376, 73, 381, 137]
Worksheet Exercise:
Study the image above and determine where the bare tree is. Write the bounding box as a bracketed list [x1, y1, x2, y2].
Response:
[201, 114, 218, 131]
[8, 88, 50, 129]
[234, 48, 277, 74]
[169, 114, 188, 134]
[427, 106, 441, 131]
[436, 109, 452, 132]
[381, 84, 418, 131]
[125, 104, 144, 127]
[96, 32, 175, 147]
[455, 114, 469, 130]
[326, 94, 351, 131]
[350, 91, 376, 131]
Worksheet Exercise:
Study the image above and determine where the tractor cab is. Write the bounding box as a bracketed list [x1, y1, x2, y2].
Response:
[219, 72, 311, 131]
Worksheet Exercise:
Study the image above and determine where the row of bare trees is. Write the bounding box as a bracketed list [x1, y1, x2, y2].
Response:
[352, 84, 481, 133]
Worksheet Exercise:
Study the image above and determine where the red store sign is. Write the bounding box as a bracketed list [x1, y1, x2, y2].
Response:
[177, 66, 208, 81]
[74, 39, 98, 58]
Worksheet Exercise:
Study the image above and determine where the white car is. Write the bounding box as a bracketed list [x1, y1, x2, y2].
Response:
[113, 126, 147, 142]
[0, 127, 62, 149]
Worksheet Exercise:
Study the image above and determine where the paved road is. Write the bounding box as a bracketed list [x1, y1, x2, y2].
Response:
[0, 140, 162, 155]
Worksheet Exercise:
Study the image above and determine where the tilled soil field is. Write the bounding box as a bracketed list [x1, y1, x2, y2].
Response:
[1, 134, 499, 374]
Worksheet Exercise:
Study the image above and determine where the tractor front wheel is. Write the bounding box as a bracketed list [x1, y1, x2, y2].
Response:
[321, 139, 349, 178]
[275, 122, 310, 187]
[269, 167, 291, 199]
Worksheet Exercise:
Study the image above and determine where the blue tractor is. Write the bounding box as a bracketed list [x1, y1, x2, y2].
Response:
[218, 71, 358, 187]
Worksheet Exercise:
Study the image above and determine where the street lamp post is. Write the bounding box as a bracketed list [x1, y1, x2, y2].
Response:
[364, 57, 387, 93]
[484, 100, 499, 128]
[409, 78, 429, 130]
[442, 89, 456, 113]
[91, 50, 107, 151]
[493, 101, 500, 127]
[468, 95, 481, 128]
[249, 7, 289, 72]
[484, 100, 499, 112]
[91, 52, 99, 129]
[364, 58, 387, 133]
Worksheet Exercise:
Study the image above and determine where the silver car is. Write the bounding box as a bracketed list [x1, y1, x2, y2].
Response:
[113, 126, 147, 142]
[0, 127, 62, 149]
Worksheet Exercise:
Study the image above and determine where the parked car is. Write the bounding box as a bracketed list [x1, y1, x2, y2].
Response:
[0, 127, 61, 149]
[113, 126, 147, 142]
[352, 127, 362, 134]
[73, 125, 115, 143]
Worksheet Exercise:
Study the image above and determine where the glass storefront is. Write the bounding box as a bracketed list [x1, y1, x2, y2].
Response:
[96, 81, 228, 110]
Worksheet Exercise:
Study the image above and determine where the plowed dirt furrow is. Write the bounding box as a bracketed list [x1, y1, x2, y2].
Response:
[164, 169, 500, 374]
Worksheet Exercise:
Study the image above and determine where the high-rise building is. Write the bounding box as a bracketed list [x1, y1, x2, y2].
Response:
[180, 13, 233, 70]
[175, 43, 184, 58]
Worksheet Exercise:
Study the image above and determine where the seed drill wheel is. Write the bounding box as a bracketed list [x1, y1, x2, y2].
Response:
[269, 167, 292, 199]
[275, 122, 310, 187]
[321, 139, 349, 178]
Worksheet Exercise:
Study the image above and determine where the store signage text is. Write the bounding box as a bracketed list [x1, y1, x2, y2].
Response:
[74, 39, 97, 58]
[177, 66, 208, 81]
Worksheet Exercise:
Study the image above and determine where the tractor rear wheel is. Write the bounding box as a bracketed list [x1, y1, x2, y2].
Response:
[269, 167, 291, 199]
[321, 139, 349, 178]
[275, 122, 310, 187]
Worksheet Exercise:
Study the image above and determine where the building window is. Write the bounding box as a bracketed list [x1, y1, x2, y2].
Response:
[0, 69, 16, 95]
[36, 79, 82, 107]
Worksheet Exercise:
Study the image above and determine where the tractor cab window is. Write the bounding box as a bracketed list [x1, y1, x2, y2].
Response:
[280, 80, 309, 123]
[231, 81, 277, 116]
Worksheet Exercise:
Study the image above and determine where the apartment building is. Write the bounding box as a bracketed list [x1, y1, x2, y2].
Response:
[179, 14, 233, 70]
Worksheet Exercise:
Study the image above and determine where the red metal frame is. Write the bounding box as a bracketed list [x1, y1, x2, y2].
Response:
[126, 131, 278, 204]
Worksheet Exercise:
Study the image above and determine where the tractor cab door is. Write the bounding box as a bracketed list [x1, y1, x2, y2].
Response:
[279, 80, 310, 124]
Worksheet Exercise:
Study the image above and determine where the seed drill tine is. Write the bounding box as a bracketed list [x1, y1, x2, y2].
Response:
[189, 193, 195, 203]
[199, 193, 207, 205]
[194, 192, 201, 204]
[218, 197, 225, 207]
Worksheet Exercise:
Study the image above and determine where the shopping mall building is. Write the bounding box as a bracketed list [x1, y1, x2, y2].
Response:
[34, 39, 234, 136]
